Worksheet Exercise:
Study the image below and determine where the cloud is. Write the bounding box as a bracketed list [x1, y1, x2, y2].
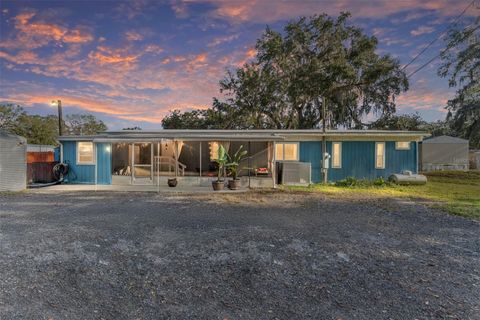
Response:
[0, 11, 94, 50]
[125, 31, 144, 41]
[193, 0, 476, 23]
[411, 26, 436, 36]
[88, 46, 139, 66]
[207, 34, 239, 47]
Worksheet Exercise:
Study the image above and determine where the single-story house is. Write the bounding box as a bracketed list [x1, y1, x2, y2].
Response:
[420, 135, 469, 171]
[57, 130, 428, 187]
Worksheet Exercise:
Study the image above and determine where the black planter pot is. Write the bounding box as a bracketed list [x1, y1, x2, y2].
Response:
[167, 178, 177, 187]
[212, 180, 224, 191]
[228, 179, 241, 190]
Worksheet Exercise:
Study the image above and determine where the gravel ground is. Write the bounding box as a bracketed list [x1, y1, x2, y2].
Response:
[0, 191, 479, 320]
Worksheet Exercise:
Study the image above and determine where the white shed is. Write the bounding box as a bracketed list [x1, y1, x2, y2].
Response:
[420, 135, 469, 171]
[0, 131, 27, 191]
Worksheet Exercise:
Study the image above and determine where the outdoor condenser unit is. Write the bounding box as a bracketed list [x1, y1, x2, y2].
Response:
[277, 161, 311, 185]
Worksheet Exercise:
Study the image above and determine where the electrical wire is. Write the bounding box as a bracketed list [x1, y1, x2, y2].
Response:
[402, 0, 476, 71]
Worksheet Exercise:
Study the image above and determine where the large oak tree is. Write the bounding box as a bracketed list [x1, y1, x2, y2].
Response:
[163, 13, 408, 129]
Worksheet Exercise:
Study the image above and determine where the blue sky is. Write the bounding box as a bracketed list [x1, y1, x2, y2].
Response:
[0, 0, 478, 129]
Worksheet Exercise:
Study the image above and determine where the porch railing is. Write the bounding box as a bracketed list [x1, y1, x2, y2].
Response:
[154, 156, 186, 176]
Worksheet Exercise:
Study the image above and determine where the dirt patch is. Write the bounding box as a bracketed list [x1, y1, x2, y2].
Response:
[0, 191, 479, 319]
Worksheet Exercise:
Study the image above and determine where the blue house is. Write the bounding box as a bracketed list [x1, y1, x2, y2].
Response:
[58, 130, 428, 187]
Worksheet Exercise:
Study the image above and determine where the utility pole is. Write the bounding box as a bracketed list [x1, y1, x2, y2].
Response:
[322, 96, 328, 183]
[51, 100, 63, 136]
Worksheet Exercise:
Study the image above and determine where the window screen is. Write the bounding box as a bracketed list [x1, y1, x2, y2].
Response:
[275, 143, 298, 161]
[332, 142, 341, 168]
[395, 141, 410, 150]
[77, 142, 94, 164]
[375, 142, 385, 169]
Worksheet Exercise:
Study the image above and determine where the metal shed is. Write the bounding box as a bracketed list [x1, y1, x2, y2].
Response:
[0, 131, 27, 191]
[420, 135, 469, 171]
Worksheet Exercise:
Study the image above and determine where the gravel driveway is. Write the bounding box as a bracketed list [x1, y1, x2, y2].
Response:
[0, 191, 479, 320]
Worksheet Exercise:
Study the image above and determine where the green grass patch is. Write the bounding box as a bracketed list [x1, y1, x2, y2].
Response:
[284, 171, 480, 219]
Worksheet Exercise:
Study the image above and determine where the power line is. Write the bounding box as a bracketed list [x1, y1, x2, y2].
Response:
[402, 0, 476, 71]
[407, 22, 480, 78]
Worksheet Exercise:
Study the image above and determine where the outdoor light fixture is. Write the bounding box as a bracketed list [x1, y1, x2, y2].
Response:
[50, 99, 63, 136]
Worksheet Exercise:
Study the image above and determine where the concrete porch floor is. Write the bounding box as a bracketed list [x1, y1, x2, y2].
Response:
[28, 183, 252, 193]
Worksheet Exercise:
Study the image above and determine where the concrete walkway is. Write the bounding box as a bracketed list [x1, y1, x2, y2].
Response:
[28, 183, 250, 193]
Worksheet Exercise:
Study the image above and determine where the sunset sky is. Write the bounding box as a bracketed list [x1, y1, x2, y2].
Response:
[0, 0, 478, 130]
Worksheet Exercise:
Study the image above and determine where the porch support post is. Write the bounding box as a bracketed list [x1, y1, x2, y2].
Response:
[199, 142, 202, 177]
[130, 143, 134, 185]
[174, 140, 178, 177]
[272, 141, 276, 188]
[150, 142, 154, 182]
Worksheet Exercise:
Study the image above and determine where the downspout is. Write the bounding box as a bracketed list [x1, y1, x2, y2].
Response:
[271, 141, 276, 188]
[94, 143, 98, 192]
[322, 96, 328, 183]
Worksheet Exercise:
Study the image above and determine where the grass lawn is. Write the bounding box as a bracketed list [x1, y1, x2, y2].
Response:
[284, 171, 480, 219]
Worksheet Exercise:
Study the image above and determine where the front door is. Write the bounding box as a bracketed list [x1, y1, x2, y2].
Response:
[132, 142, 153, 185]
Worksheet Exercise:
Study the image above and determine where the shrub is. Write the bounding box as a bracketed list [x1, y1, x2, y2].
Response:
[335, 176, 388, 187]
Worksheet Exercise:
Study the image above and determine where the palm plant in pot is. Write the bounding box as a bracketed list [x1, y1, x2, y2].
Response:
[226, 145, 248, 190]
[212, 145, 228, 191]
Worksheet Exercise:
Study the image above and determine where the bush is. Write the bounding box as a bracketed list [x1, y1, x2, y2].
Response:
[335, 176, 388, 187]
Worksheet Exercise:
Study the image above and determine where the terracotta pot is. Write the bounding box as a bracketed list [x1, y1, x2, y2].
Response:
[167, 178, 177, 187]
[212, 180, 224, 191]
[228, 179, 241, 190]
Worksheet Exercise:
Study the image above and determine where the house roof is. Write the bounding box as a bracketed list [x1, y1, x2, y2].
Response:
[0, 130, 26, 144]
[58, 129, 429, 142]
[422, 135, 468, 144]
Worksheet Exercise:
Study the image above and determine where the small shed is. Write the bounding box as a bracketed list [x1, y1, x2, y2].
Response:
[0, 131, 27, 191]
[420, 135, 469, 171]
[26, 144, 58, 184]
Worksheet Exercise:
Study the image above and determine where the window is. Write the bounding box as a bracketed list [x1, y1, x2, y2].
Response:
[275, 142, 299, 161]
[209, 141, 219, 160]
[375, 142, 385, 169]
[395, 141, 410, 150]
[77, 142, 94, 164]
[332, 142, 342, 168]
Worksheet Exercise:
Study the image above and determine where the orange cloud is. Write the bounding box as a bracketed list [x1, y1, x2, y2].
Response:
[88, 46, 138, 65]
[0, 11, 93, 49]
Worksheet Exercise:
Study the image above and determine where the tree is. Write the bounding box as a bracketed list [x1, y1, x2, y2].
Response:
[65, 114, 107, 135]
[216, 13, 408, 129]
[13, 114, 60, 145]
[0, 104, 26, 132]
[438, 18, 480, 148]
[161, 101, 241, 129]
[370, 113, 426, 131]
[123, 126, 142, 130]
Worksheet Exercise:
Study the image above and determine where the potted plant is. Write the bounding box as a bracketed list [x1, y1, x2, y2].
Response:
[167, 177, 177, 187]
[212, 145, 228, 191]
[226, 145, 248, 190]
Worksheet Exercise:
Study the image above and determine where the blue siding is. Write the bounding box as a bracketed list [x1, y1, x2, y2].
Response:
[300, 140, 417, 183]
[96, 143, 112, 185]
[61, 141, 112, 184]
[54, 147, 60, 162]
[299, 141, 322, 183]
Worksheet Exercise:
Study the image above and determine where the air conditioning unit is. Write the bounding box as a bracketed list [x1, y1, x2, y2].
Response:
[277, 161, 311, 185]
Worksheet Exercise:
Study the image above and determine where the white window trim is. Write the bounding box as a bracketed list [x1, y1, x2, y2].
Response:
[76, 141, 96, 165]
[275, 142, 299, 161]
[375, 142, 385, 169]
[395, 141, 411, 150]
[332, 142, 342, 168]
